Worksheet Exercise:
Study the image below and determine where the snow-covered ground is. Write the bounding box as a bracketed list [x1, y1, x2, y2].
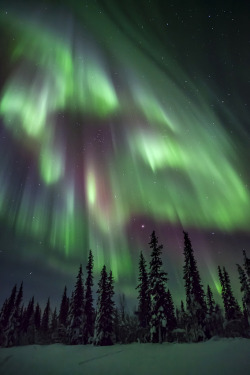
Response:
[0, 337, 250, 375]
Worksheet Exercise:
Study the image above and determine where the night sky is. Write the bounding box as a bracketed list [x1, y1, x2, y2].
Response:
[0, 0, 250, 310]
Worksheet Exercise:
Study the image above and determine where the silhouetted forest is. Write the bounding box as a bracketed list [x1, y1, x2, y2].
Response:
[1, 231, 249, 347]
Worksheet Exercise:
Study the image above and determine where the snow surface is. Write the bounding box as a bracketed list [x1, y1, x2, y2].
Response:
[0, 338, 250, 375]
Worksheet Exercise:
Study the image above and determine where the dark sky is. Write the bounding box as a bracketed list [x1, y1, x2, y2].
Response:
[0, 0, 250, 310]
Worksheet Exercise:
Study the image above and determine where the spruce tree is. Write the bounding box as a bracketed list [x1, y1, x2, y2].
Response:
[106, 270, 115, 343]
[136, 251, 150, 331]
[218, 266, 241, 321]
[148, 230, 168, 343]
[41, 298, 50, 344]
[1, 283, 23, 347]
[59, 286, 69, 326]
[218, 265, 226, 307]
[41, 298, 50, 333]
[34, 302, 41, 343]
[22, 297, 34, 332]
[94, 265, 115, 346]
[58, 286, 69, 343]
[10, 282, 23, 346]
[21, 297, 35, 345]
[237, 264, 250, 326]
[34, 303, 41, 331]
[67, 291, 74, 342]
[84, 250, 95, 344]
[224, 267, 241, 320]
[183, 231, 206, 341]
[50, 308, 58, 342]
[1, 284, 17, 338]
[69, 265, 84, 344]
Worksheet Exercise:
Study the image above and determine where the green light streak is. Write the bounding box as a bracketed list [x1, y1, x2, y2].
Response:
[132, 86, 175, 131]
[0, 83, 48, 137]
[40, 144, 64, 185]
[87, 171, 97, 206]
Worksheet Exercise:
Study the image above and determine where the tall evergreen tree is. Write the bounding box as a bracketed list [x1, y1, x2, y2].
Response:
[34, 303, 41, 331]
[21, 296, 35, 345]
[94, 265, 115, 346]
[69, 265, 85, 344]
[59, 286, 69, 327]
[67, 291, 74, 341]
[50, 308, 58, 342]
[0, 284, 17, 337]
[224, 267, 241, 320]
[237, 264, 250, 326]
[136, 251, 150, 331]
[22, 297, 34, 332]
[84, 250, 95, 344]
[106, 270, 115, 342]
[218, 266, 241, 321]
[58, 286, 69, 343]
[0, 283, 22, 347]
[218, 265, 226, 307]
[10, 282, 23, 346]
[41, 298, 50, 344]
[34, 302, 41, 343]
[183, 231, 206, 341]
[148, 230, 168, 343]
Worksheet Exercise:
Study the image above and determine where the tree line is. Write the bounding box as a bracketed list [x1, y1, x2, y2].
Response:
[0, 230, 250, 347]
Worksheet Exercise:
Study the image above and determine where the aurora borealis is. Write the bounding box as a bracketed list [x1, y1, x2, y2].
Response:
[0, 0, 250, 307]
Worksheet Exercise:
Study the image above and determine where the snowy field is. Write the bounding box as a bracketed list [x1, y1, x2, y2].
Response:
[0, 338, 250, 375]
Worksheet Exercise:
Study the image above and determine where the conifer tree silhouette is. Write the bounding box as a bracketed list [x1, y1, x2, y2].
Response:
[69, 265, 84, 344]
[237, 264, 250, 326]
[84, 250, 95, 344]
[94, 265, 115, 346]
[136, 251, 150, 330]
[183, 231, 206, 341]
[148, 230, 168, 343]
[218, 266, 241, 321]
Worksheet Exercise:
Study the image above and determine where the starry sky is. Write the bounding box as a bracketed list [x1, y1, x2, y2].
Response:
[0, 0, 250, 309]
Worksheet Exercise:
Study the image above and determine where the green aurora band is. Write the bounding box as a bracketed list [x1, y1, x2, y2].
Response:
[0, 4, 249, 288]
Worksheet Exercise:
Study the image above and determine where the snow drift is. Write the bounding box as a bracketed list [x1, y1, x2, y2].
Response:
[0, 337, 250, 375]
